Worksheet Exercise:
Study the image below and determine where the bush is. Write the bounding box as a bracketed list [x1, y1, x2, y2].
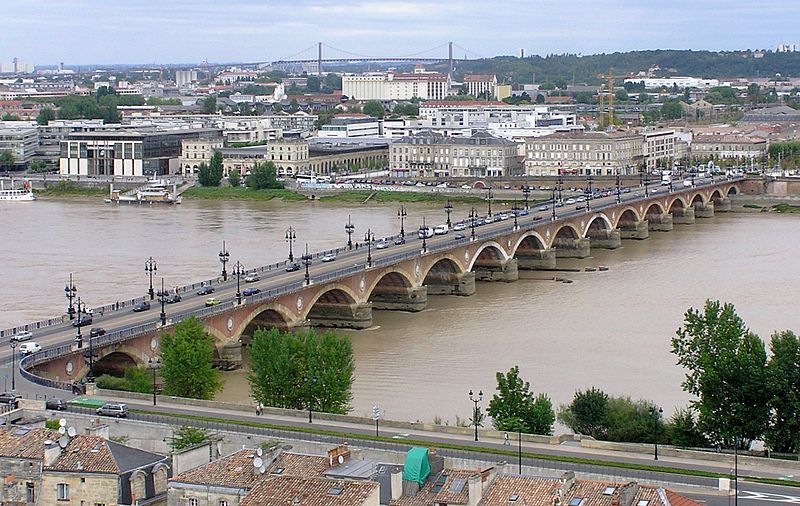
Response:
[95, 367, 152, 394]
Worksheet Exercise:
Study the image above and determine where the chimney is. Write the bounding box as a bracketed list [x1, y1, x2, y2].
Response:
[85, 419, 109, 440]
[390, 469, 403, 501]
[467, 475, 482, 506]
[44, 441, 62, 467]
[556, 471, 575, 504]
[611, 482, 639, 506]
[327, 444, 351, 467]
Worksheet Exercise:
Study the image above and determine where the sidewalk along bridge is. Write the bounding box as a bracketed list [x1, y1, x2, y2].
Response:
[23, 178, 743, 389]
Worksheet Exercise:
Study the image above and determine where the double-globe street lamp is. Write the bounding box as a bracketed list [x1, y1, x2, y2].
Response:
[469, 207, 478, 241]
[418, 217, 429, 253]
[156, 278, 168, 326]
[522, 185, 531, 210]
[345, 216, 355, 250]
[307, 375, 318, 423]
[219, 241, 230, 281]
[469, 389, 483, 442]
[649, 405, 664, 460]
[364, 230, 374, 268]
[397, 206, 407, 239]
[232, 261, 245, 304]
[74, 297, 86, 349]
[485, 189, 494, 217]
[9, 340, 17, 391]
[444, 200, 453, 228]
[144, 256, 157, 300]
[302, 245, 312, 285]
[64, 273, 77, 320]
[285, 227, 296, 262]
[148, 356, 161, 406]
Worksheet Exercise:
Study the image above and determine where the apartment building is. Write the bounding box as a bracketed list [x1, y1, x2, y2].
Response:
[691, 134, 767, 160]
[180, 137, 225, 175]
[462, 74, 498, 99]
[524, 130, 644, 176]
[641, 129, 677, 170]
[0, 124, 39, 166]
[343, 66, 450, 101]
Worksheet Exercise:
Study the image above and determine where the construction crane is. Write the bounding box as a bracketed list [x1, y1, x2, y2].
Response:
[597, 70, 632, 128]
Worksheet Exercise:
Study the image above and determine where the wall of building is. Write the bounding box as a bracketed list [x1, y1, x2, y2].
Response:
[41, 471, 119, 506]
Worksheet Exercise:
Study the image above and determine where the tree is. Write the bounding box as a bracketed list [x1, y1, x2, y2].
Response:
[306, 75, 321, 92]
[202, 95, 217, 114]
[671, 300, 769, 447]
[36, 107, 56, 125]
[197, 162, 212, 186]
[0, 150, 15, 170]
[614, 89, 629, 102]
[664, 407, 708, 448]
[1, 113, 21, 121]
[246, 161, 282, 190]
[228, 169, 241, 187]
[574, 92, 594, 104]
[169, 426, 212, 451]
[392, 103, 419, 116]
[248, 328, 354, 414]
[363, 101, 384, 117]
[765, 330, 800, 453]
[558, 387, 609, 439]
[160, 317, 222, 400]
[29, 160, 48, 173]
[661, 100, 683, 120]
[604, 397, 664, 443]
[487, 366, 555, 435]
[208, 151, 224, 186]
[288, 99, 299, 113]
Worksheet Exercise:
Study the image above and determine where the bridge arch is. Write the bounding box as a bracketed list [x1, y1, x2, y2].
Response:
[614, 208, 641, 229]
[667, 196, 688, 213]
[237, 302, 296, 344]
[422, 256, 465, 285]
[302, 283, 369, 329]
[549, 223, 581, 249]
[512, 232, 547, 255]
[467, 241, 509, 271]
[709, 189, 723, 203]
[366, 269, 416, 297]
[689, 193, 706, 206]
[583, 213, 613, 237]
[726, 186, 738, 196]
[644, 202, 666, 217]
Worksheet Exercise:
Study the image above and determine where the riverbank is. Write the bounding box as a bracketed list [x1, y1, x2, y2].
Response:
[35, 181, 108, 197]
[181, 186, 307, 201]
[318, 189, 540, 205]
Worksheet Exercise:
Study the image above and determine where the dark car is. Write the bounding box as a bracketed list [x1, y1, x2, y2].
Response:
[285, 262, 301, 272]
[0, 392, 21, 405]
[243, 287, 261, 296]
[197, 285, 215, 296]
[45, 398, 67, 411]
[132, 301, 151, 312]
[89, 327, 106, 337]
[72, 314, 93, 327]
[394, 237, 406, 245]
[96, 402, 128, 418]
[166, 293, 182, 303]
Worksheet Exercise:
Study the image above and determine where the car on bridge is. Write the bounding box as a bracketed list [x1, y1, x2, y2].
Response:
[244, 273, 260, 282]
[197, 285, 215, 296]
[132, 301, 151, 312]
[538, 205, 548, 211]
[453, 223, 467, 231]
[166, 293, 181, 303]
[11, 331, 32, 342]
[205, 297, 221, 307]
[19, 342, 42, 355]
[394, 237, 405, 245]
[243, 287, 261, 296]
[454, 233, 466, 240]
[72, 314, 92, 327]
[89, 327, 106, 337]
[96, 402, 128, 418]
[376, 240, 389, 249]
[285, 262, 300, 272]
[321, 253, 337, 262]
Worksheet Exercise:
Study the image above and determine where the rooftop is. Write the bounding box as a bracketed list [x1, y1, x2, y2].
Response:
[240, 476, 379, 506]
[392, 468, 480, 506]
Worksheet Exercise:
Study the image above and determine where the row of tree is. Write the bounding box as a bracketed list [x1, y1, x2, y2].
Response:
[198, 157, 283, 191]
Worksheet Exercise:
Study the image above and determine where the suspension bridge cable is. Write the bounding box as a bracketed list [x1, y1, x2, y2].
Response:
[275, 44, 318, 62]
[394, 42, 451, 58]
[322, 43, 375, 59]
[452, 43, 485, 59]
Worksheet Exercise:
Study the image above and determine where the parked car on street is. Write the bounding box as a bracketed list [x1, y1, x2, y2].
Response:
[197, 285, 214, 296]
[132, 301, 151, 312]
[96, 402, 128, 418]
[45, 398, 67, 411]
[0, 392, 21, 405]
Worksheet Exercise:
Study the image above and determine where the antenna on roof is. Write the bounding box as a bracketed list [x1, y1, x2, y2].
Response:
[253, 456, 264, 469]
[67, 427, 77, 438]
[256, 448, 263, 457]
[259, 465, 266, 474]
[58, 436, 69, 449]
[59, 418, 67, 428]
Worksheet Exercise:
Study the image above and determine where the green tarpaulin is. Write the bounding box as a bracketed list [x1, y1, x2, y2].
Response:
[402, 447, 430, 485]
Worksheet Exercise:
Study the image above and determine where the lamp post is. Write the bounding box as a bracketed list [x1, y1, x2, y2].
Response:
[218, 241, 230, 281]
[307, 375, 318, 423]
[511, 203, 519, 230]
[586, 173, 593, 212]
[372, 405, 381, 437]
[444, 200, 453, 227]
[397, 206, 407, 239]
[345, 215, 355, 250]
[518, 428, 522, 475]
[74, 297, 85, 349]
[285, 227, 296, 262]
[302, 244, 312, 285]
[522, 185, 531, 210]
[616, 174, 622, 204]
[144, 256, 157, 300]
[364, 230, 374, 267]
[10, 340, 16, 391]
[649, 406, 663, 460]
[64, 273, 77, 320]
[148, 356, 161, 406]
[644, 170, 650, 197]
[419, 217, 428, 253]
[469, 389, 483, 442]
[557, 173, 563, 202]
[551, 188, 557, 221]
[469, 207, 477, 241]
[233, 261, 244, 304]
[485, 189, 494, 217]
[157, 277, 167, 326]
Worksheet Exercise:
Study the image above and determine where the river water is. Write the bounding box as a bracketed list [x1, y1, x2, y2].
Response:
[2, 197, 799, 424]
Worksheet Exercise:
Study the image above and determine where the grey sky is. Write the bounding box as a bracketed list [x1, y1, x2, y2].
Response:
[2, 0, 797, 65]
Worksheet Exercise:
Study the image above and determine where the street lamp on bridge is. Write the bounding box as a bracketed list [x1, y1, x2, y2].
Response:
[419, 217, 429, 253]
[397, 206, 407, 240]
[444, 200, 453, 227]
[469, 389, 483, 442]
[9, 340, 16, 391]
[364, 230, 374, 268]
[64, 273, 77, 320]
[345, 215, 355, 250]
[219, 241, 230, 281]
[557, 173, 563, 202]
[469, 207, 478, 241]
[233, 261, 245, 304]
[511, 202, 519, 230]
[144, 256, 157, 300]
[157, 277, 168, 326]
[551, 188, 557, 221]
[485, 189, 494, 217]
[285, 227, 296, 262]
[302, 245, 312, 285]
[522, 185, 531, 210]
[616, 174, 622, 204]
[74, 297, 85, 349]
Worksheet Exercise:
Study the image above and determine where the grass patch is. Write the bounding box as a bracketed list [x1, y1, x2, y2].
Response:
[37, 181, 107, 197]
[182, 186, 307, 201]
[320, 190, 533, 205]
[772, 203, 800, 213]
[130, 408, 800, 486]
[742, 204, 764, 209]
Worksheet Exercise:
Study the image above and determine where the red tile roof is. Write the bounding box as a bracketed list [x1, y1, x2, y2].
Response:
[392, 468, 481, 506]
[240, 476, 379, 506]
[46, 435, 119, 474]
[171, 449, 266, 489]
[0, 427, 57, 460]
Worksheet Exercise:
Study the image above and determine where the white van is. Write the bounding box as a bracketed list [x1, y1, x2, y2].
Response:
[19, 342, 42, 355]
[434, 224, 449, 235]
[418, 227, 434, 239]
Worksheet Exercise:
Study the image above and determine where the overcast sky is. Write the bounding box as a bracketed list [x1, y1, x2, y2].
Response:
[2, 0, 798, 65]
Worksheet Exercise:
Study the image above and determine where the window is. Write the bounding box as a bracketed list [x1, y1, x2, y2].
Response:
[26, 482, 35, 503]
[57, 483, 69, 501]
[219, 501, 229, 506]
[188, 499, 198, 506]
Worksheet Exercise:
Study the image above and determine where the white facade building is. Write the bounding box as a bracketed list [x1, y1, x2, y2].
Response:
[319, 117, 380, 138]
[623, 77, 720, 89]
[343, 66, 450, 101]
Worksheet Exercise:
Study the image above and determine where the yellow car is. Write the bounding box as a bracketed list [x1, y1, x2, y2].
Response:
[205, 297, 220, 307]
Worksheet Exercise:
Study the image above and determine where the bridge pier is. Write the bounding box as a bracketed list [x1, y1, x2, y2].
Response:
[618, 219, 649, 240]
[307, 302, 373, 330]
[554, 238, 590, 259]
[695, 203, 715, 218]
[713, 197, 731, 212]
[216, 341, 243, 370]
[425, 271, 476, 296]
[648, 213, 673, 232]
[370, 285, 427, 312]
[473, 258, 519, 282]
[516, 249, 557, 270]
[671, 207, 695, 224]
[588, 229, 621, 249]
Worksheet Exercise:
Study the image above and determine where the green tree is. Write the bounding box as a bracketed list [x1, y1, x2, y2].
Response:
[228, 169, 241, 187]
[306, 75, 321, 92]
[248, 328, 354, 414]
[246, 161, 282, 190]
[392, 103, 419, 116]
[558, 387, 609, 439]
[487, 366, 555, 435]
[574, 92, 594, 104]
[664, 407, 708, 448]
[604, 397, 664, 443]
[197, 161, 212, 186]
[169, 426, 212, 451]
[160, 317, 221, 400]
[661, 100, 683, 120]
[363, 101, 384, 117]
[0, 150, 15, 169]
[1, 113, 21, 120]
[208, 151, 224, 186]
[202, 95, 217, 114]
[765, 330, 800, 453]
[322, 73, 342, 93]
[29, 160, 48, 172]
[671, 300, 770, 447]
[614, 89, 629, 102]
[288, 99, 299, 113]
[36, 107, 56, 125]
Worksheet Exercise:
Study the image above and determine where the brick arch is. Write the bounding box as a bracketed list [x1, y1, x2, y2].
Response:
[726, 186, 738, 196]
[234, 302, 296, 340]
[583, 213, 613, 237]
[367, 270, 414, 302]
[709, 189, 723, 202]
[467, 241, 509, 271]
[512, 232, 547, 255]
[644, 202, 665, 217]
[422, 257, 464, 285]
[420, 253, 467, 281]
[301, 284, 362, 321]
[549, 223, 581, 249]
[689, 193, 706, 206]
[667, 196, 688, 213]
[615, 208, 640, 229]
